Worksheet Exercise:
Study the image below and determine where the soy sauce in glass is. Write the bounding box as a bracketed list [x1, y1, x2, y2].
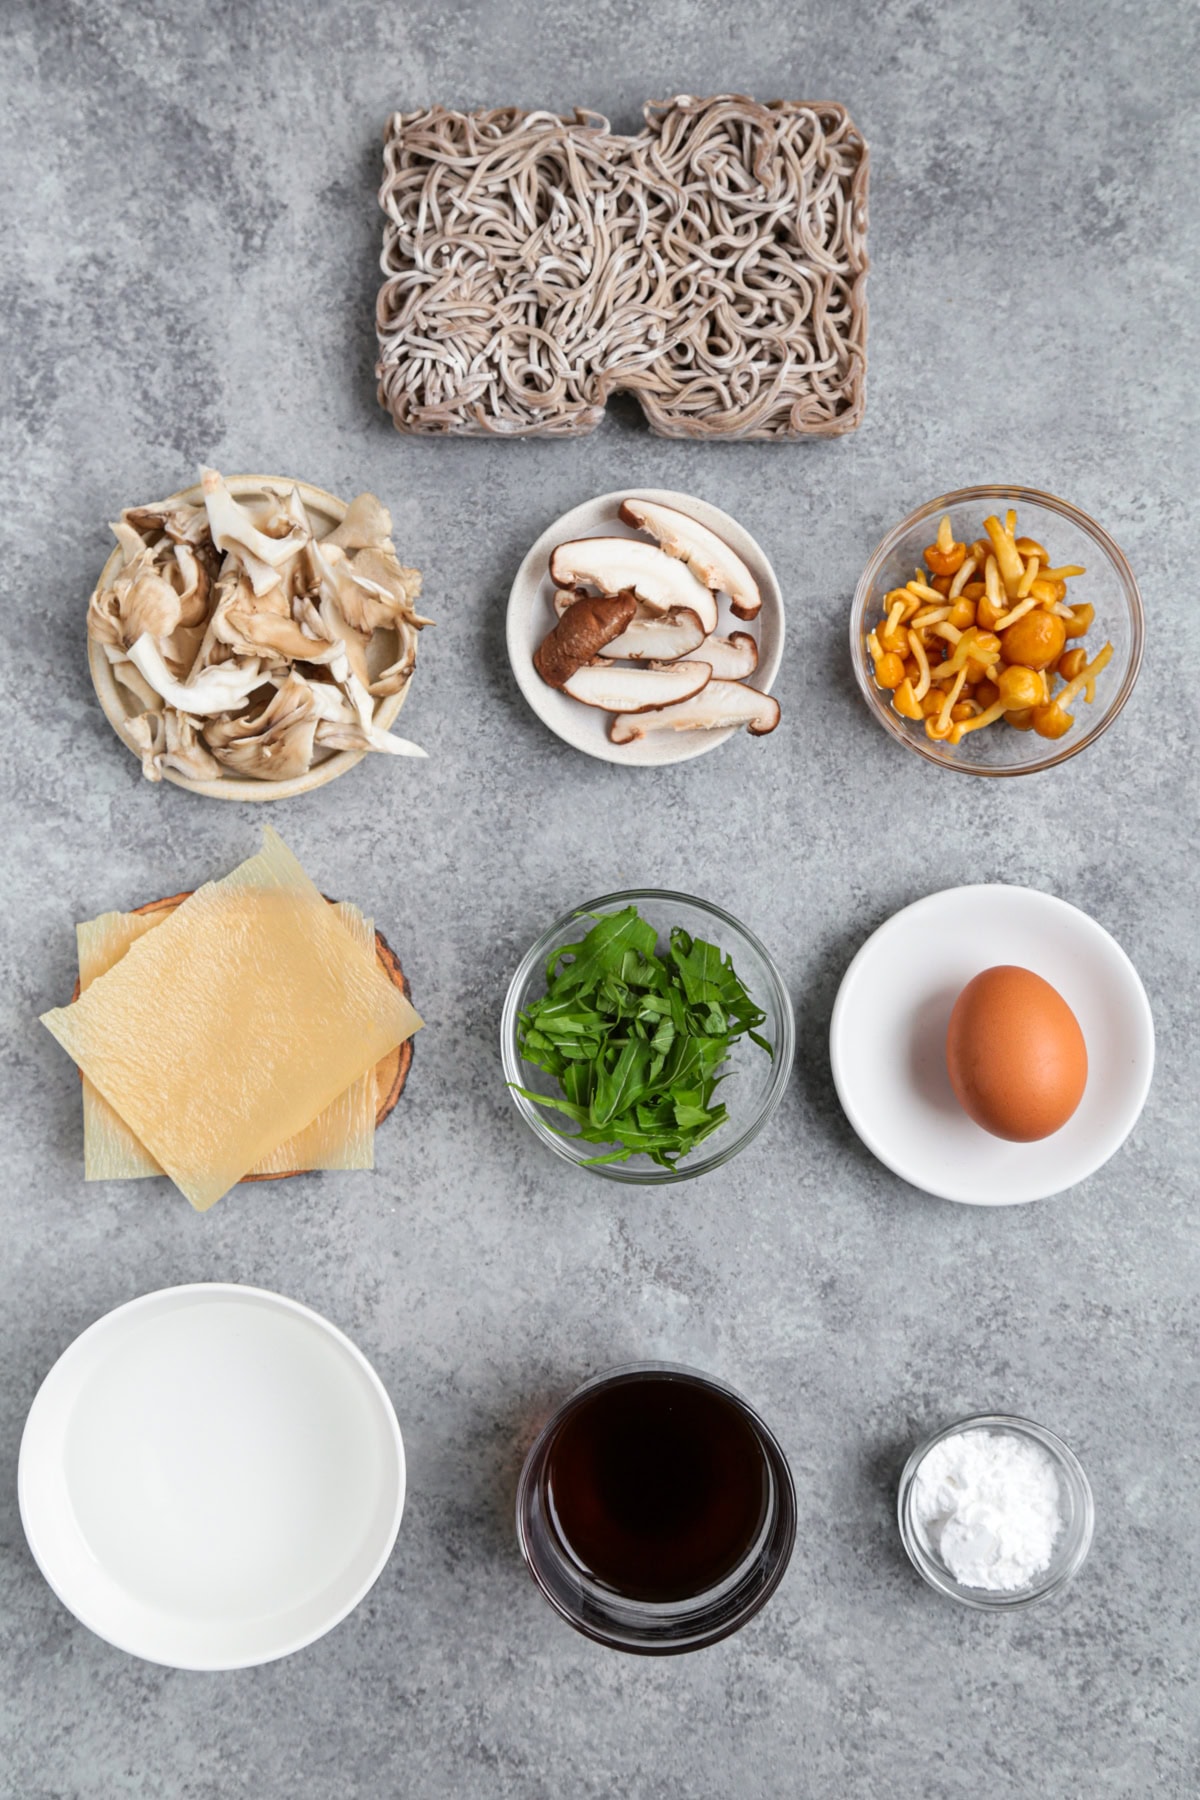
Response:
[542, 1370, 771, 1603]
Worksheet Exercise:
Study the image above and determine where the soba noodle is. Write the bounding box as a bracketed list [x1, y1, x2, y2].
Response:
[376, 95, 869, 439]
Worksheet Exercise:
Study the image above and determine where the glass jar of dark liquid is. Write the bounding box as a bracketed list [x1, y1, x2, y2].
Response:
[516, 1363, 796, 1653]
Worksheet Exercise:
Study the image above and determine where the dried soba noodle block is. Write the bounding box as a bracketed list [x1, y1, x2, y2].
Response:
[377, 95, 869, 440]
[43, 828, 421, 1211]
[77, 902, 377, 1182]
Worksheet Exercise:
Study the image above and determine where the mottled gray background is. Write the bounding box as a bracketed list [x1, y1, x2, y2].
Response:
[1, 1, 1197, 1795]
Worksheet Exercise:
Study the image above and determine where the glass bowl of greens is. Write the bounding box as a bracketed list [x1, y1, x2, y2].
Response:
[501, 890, 795, 1184]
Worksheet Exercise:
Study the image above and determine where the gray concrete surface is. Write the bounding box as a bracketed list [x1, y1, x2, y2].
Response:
[1, 2, 1197, 1795]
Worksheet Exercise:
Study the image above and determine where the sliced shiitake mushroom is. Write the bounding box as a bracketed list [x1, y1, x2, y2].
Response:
[618, 498, 762, 620]
[562, 661, 712, 713]
[693, 632, 758, 679]
[553, 590, 760, 671]
[549, 538, 718, 634]
[533, 591, 638, 689]
[597, 608, 708, 666]
[601, 608, 709, 662]
[608, 679, 779, 742]
[550, 597, 759, 674]
[553, 589, 707, 662]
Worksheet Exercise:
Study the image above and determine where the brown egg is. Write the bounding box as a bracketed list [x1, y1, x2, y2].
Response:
[945, 965, 1088, 1142]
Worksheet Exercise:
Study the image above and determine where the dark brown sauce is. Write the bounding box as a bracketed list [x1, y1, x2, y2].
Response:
[543, 1373, 771, 1603]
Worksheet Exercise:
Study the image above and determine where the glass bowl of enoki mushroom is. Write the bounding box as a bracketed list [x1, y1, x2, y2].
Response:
[86, 468, 431, 800]
[851, 487, 1143, 776]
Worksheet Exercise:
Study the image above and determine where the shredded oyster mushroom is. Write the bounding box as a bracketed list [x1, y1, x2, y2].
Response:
[88, 468, 430, 783]
[376, 94, 869, 440]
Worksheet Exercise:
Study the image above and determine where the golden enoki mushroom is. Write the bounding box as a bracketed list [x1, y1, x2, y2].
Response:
[868, 509, 1112, 747]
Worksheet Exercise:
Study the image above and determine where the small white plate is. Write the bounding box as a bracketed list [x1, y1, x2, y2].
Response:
[18, 1284, 405, 1669]
[829, 885, 1154, 1204]
[506, 488, 784, 766]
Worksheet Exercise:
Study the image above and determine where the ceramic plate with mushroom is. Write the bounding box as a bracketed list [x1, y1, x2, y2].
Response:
[87, 468, 432, 801]
[506, 490, 784, 767]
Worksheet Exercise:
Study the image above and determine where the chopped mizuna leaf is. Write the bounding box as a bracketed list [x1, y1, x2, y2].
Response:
[513, 904, 772, 1168]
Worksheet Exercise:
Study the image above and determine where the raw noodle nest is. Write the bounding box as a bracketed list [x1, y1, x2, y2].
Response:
[376, 94, 869, 440]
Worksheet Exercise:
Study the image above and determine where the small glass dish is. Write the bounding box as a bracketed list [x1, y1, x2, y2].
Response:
[500, 889, 794, 1184]
[851, 485, 1144, 776]
[515, 1362, 797, 1654]
[897, 1413, 1095, 1609]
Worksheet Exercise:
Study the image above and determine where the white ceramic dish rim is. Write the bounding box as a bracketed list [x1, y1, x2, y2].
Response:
[505, 487, 784, 767]
[17, 1282, 406, 1670]
[88, 474, 413, 802]
[829, 883, 1155, 1205]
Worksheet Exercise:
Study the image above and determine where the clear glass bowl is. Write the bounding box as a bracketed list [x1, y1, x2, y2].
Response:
[515, 1362, 797, 1654]
[897, 1413, 1095, 1609]
[500, 889, 795, 1185]
[851, 486, 1144, 776]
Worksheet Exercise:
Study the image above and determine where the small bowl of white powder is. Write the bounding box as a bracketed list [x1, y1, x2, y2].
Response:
[897, 1414, 1094, 1609]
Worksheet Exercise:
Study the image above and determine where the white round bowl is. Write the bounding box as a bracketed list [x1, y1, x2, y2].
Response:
[19, 1284, 406, 1668]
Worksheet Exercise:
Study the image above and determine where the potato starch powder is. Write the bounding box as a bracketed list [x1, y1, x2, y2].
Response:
[912, 1428, 1064, 1590]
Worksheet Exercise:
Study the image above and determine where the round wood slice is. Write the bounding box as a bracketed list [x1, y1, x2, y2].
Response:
[69, 892, 415, 1183]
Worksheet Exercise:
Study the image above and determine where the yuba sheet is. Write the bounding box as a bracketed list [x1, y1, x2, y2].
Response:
[76, 901, 378, 1183]
[43, 828, 421, 1210]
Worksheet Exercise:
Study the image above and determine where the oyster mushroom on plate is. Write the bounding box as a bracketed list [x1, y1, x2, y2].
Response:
[124, 709, 222, 785]
[201, 674, 323, 782]
[308, 539, 425, 697]
[199, 671, 426, 781]
[300, 672, 426, 757]
[199, 466, 311, 596]
[323, 491, 394, 553]
[87, 468, 431, 797]
[125, 634, 267, 716]
[608, 680, 780, 742]
[87, 533, 213, 686]
[122, 499, 213, 547]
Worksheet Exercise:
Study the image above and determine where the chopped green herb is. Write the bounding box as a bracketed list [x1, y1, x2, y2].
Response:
[514, 904, 772, 1168]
